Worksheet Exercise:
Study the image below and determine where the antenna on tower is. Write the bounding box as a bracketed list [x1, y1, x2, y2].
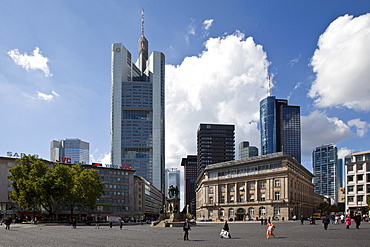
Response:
[141, 8, 144, 37]
[267, 75, 271, 96]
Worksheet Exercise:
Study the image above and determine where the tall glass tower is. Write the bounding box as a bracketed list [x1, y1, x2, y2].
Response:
[260, 96, 301, 163]
[50, 138, 89, 164]
[110, 16, 165, 193]
[312, 144, 339, 203]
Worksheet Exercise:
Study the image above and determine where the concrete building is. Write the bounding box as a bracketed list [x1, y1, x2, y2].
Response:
[345, 150, 370, 215]
[165, 168, 180, 199]
[312, 144, 340, 204]
[197, 123, 235, 179]
[196, 152, 315, 221]
[50, 138, 89, 164]
[239, 141, 258, 159]
[110, 14, 165, 194]
[181, 155, 197, 215]
[260, 96, 301, 163]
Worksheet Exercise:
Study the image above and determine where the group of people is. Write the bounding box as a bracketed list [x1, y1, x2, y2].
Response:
[322, 213, 363, 230]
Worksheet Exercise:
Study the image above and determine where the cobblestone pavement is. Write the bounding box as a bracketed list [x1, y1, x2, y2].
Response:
[1, 221, 369, 247]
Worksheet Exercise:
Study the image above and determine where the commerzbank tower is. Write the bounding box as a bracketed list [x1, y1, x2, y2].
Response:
[110, 10, 165, 193]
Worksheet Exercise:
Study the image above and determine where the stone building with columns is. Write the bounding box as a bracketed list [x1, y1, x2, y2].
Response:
[196, 152, 316, 221]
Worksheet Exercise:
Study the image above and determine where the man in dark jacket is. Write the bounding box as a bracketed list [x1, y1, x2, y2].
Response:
[322, 216, 330, 230]
[183, 219, 191, 240]
[354, 213, 362, 229]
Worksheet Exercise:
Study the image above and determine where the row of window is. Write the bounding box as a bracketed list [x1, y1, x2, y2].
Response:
[208, 206, 281, 217]
[208, 191, 281, 204]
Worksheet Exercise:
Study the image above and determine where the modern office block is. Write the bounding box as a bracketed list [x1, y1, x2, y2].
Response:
[312, 144, 339, 203]
[345, 150, 370, 215]
[260, 96, 301, 163]
[181, 155, 197, 215]
[50, 138, 89, 164]
[110, 24, 165, 193]
[239, 141, 258, 159]
[197, 123, 235, 179]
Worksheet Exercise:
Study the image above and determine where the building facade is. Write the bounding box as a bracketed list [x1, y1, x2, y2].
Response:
[239, 141, 258, 159]
[165, 168, 180, 199]
[110, 27, 165, 193]
[260, 96, 301, 163]
[50, 138, 89, 164]
[181, 155, 197, 215]
[196, 152, 315, 221]
[312, 144, 340, 203]
[345, 150, 370, 215]
[197, 123, 235, 179]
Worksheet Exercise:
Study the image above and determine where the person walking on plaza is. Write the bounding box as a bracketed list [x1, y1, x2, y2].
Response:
[183, 219, 191, 241]
[120, 220, 123, 230]
[322, 216, 330, 230]
[5, 218, 12, 230]
[300, 215, 304, 225]
[109, 221, 113, 229]
[354, 213, 361, 229]
[222, 220, 231, 238]
[95, 218, 100, 229]
[266, 221, 275, 238]
[345, 215, 351, 229]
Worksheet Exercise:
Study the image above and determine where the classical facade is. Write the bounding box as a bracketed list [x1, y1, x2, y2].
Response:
[196, 152, 315, 221]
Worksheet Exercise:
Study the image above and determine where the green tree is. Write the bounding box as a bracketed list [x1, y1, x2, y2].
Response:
[65, 164, 104, 217]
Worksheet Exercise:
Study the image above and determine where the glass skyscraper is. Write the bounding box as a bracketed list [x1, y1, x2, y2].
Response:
[260, 96, 301, 163]
[239, 141, 258, 159]
[165, 168, 180, 199]
[312, 144, 339, 203]
[50, 138, 89, 164]
[110, 28, 165, 193]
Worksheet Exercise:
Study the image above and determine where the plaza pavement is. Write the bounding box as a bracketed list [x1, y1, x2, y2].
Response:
[1, 220, 369, 247]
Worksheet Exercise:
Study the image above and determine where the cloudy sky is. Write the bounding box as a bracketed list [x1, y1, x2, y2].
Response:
[1, 1, 370, 184]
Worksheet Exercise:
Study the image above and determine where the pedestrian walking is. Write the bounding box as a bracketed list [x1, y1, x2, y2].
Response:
[183, 219, 191, 241]
[354, 213, 361, 229]
[266, 221, 275, 238]
[322, 216, 330, 230]
[72, 219, 77, 229]
[95, 218, 100, 229]
[109, 221, 113, 229]
[220, 220, 231, 238]
[5, 218, 11, 230]
[300, 215, 304, 225]
[120, 220, 123, 230]
[345, 215, 351, 229]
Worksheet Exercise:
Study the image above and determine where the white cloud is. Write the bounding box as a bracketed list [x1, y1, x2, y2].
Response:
[301, 110, 352, 156]
[7, 47, 52, 77]
[36, 91, 60, 101]
[184, 19, 196, 44]
[347, 118, 370, 137]
[166, 31, 269, 167]
[203, 19, 214, 31]
[308, 13, 370, 111]
[338, 147, 353, 160]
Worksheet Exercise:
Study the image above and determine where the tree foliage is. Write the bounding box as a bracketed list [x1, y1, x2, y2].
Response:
[7, 156, 104, 218]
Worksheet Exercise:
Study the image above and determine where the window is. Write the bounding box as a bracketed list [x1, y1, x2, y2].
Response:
[209, 197, 213, 204]
[209, 210, 213, 217]
[248, 207, 254, 216]
[219, 209, 224, 217]
[220, 196, 225, 203]
[230, 186, 235, 192]
[249, 194, 254, 202]
[260, 194, 266, 201]
[347, 186, 354, 192]
[275, 191, 280, 200]
[357, 195, 364, 202]
[357, 185, 363, 192]
[274, 179, 280, 187]
[229, 208, 234, 216]
[260, 181, 265, 189]
[239, 196, 244, 202]
[259, 207, 266, 216]
[357, 174, 364, 181]
[348, 196, 354, 202]
[274, 206, 280, 215]
[209, 187, 213, 194]
[357, 164, 363, 171]
[347, 176, 354, 182]
[220, 186, 225, 193]
[347, 165, 353, 171]
[249, 183, 255, 190]
[230, 196, 234, 203]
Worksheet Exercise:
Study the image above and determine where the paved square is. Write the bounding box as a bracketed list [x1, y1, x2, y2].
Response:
[1, 221, 369, 246]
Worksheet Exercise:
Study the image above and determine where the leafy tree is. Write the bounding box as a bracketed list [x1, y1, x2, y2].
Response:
[65, 164, 104, 217]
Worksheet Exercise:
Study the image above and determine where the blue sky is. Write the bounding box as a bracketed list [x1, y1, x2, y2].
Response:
[1, 0, 370, 177]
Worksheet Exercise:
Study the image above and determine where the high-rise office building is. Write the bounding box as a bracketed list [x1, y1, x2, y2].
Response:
[260, 96, 301, 163]
[239, 141, 258, 159]
[110, 11, 165, 193]
[312, 144, 339, 203]
[165, 168, 180, 199]
[50, 138, 89, 164]
[181, 155, 197, 215]
[197, 123, 235, 179]
[345, 150, 370, 214]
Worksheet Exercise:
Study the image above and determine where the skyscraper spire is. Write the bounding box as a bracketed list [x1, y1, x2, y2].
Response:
[267, 75, 271, 97]
[141, 8, 144, 37]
